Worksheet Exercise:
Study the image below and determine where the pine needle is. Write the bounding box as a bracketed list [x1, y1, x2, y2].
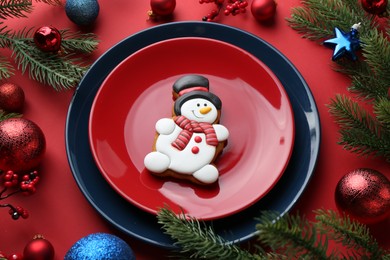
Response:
[0, 55, 14, 79]
[328, 95, 390, 159]
[256, 211, 333, 259]
[0, 111, 21, 121]
[374, 98, 390, 131]
[0, 24, 98, 90]
[60, 29, 99, 54]
[34, 0, 62, 5]
[157, 207, 262, 259]
[0, 0, 33, 19]
[314, 209, 387, 259]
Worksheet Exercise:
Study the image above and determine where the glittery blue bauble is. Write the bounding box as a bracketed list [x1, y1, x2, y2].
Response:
[64, 233, 136, 260]
[65, 0, 99, 26]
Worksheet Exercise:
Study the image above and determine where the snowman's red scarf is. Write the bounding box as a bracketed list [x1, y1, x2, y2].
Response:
[172, 116, 218, 150]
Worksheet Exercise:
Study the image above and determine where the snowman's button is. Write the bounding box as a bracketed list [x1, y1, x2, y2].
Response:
[194, 136, 202, 143]
[191, 146, 200, 154]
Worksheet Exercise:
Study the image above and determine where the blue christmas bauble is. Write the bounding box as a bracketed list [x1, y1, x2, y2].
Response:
[64, 233, 135, 260]
[65, 0, 99, 26]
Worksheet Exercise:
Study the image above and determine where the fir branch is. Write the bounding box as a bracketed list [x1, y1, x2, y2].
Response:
[333, 60, 387, 101]
[328, 95, 390, 160]
[360, 30, 390, 85]
[0, 25, 98, 90]
[34, 0, 62, 6]
[0, 55, 14, 79]
[374, 97, 390, 131]
[255, 212, 334, 259]
[0, 111, 21, 121]
[0, 0, 33, 19]
[157, 207, 263, 259]
[60, 29, 99, 54]
[0, 22, 12, 48]
[287, 0, 375, 41]
[314, 209, 387, 259]
[11, 41, 88, 90]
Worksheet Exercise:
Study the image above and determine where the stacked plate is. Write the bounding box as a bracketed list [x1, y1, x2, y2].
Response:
[65, 22, 320, 249]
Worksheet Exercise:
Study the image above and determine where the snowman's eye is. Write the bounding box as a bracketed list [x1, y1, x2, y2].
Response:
[204, 103, 207, 107]
[197, 103, 200, 107]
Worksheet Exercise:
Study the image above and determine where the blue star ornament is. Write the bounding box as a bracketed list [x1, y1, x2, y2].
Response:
[324, 24, 362, 61]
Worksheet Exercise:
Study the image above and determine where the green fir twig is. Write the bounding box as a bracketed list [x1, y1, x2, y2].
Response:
[157, 207, 265, 259]
[314, 209, 385, 259]
[288, 0, 390, 162]
[256, 211, 335, 259]
[0, 0, 33, 19]
[375, 97, 390, 131]
[328, 95, 390, 160]
[0, 111, 21, 121]
[0, 55, 14, 79]
[157, 207, 390, 259]
[34, 0, 62, 6]
[0, 23, 98, 90]
[60, 29, 99, 54]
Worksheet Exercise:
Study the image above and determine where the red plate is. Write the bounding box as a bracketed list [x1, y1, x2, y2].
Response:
[89, 37, 294, 220]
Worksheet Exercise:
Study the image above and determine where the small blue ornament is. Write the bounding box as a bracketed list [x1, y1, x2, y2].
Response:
[64, 233, 136, 260]
[65, 0, 99, 26]
[323, 23, 362, 61]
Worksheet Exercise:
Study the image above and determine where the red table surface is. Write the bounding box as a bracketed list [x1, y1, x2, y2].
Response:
[0, 1, 388, 259]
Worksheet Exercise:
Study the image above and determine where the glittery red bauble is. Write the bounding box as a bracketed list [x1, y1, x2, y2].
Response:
[335, 168, 390, 224]
[150, 0, 176, 16]
[23, 236, 54, 260]
[0, 83, 25, 113]
[0, 118, 46, 172]
[251, 0, 277, 22]
[33, 26, 62, 52]
[361, 0, 388, 15]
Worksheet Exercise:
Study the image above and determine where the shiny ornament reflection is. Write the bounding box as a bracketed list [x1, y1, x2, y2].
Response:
[324, 23, 362, 61]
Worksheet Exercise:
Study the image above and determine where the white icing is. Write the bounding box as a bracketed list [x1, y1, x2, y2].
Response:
[213, 124, 229, 141]
[144, 152, 170, 173]
[144, 97, 229, 183]
[193, 164, 219, 184]
[155, 118, 176, 135]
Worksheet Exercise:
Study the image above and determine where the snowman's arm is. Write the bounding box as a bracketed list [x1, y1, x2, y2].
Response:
[156, 118, 176, 135]
[213, 124, 229, 142]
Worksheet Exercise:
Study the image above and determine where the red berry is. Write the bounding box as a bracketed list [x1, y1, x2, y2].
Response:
[7, 253, 23, 260]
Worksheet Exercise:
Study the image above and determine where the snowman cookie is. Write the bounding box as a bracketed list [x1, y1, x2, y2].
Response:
[144, 75, 229, 185]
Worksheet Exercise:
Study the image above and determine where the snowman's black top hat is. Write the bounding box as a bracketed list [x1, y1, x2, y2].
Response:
[173, 75, 222, 116]
[173, 75, 210, 97]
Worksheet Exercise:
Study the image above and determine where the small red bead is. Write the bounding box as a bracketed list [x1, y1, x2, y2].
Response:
[191, 146, 200, 154]
[194, 136, 202, 143]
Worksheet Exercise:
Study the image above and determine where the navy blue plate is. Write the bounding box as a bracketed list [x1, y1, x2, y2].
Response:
[65, 22, 320, 248]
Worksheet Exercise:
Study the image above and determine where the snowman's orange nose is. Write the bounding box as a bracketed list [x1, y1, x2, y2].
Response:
[200, 107, 212, 114]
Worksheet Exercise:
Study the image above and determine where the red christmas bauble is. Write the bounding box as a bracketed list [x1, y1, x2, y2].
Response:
[0, 83, 25, 113]
[150, 0, 176, 16]
[23, 235, 54, 260]
[361, 0, 388, 15]
[33, 26, 62, 52]
[335, 168, 390, 224]
[0, 118, 46, 172]
[251, 0, 277, 22]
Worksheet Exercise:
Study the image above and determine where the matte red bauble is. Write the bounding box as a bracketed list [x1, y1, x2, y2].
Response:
[361, 0, 388, 15]
[0, 83, 25, 113]
[251, 0, 277, 22]
[150, 0, 176, 16]
[23, 235, 54, 260]
[335, 168, 390, 224]
[33, 26, 62, 52]
[0, 118, 46, 172]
